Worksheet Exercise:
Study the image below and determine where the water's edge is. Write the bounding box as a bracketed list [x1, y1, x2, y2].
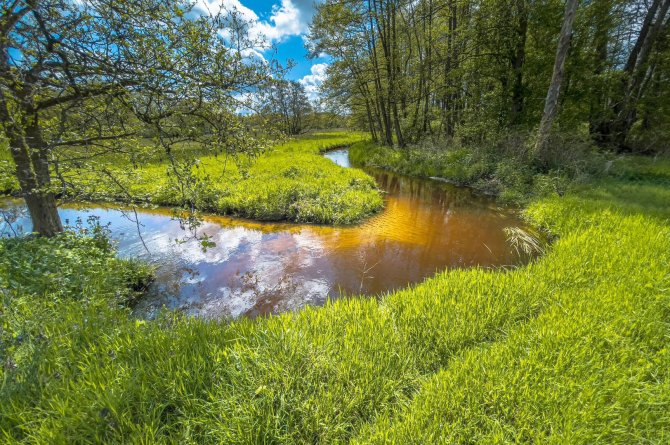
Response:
[1, 149, 533, 319]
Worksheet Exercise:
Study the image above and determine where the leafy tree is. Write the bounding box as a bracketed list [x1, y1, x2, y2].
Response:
[0, 0, 273, 236]
[310, 0, 670, 152]
[259, 80, 312, 135]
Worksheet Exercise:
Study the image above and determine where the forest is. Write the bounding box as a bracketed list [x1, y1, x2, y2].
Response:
[1, 0, 669, 443]
[313, 0, 669, 150]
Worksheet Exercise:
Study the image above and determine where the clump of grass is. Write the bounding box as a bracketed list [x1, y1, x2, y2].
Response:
[1, 152, 670, 443]
[504, 226, 546, 256]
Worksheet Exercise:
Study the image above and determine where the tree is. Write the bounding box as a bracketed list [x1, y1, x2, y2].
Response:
[311, 0, 670, 153]
[535, 0, 580, 155]
[0, 0, 272, 236]
[259, 80, 312, 135]
[609, 0, 670, 148]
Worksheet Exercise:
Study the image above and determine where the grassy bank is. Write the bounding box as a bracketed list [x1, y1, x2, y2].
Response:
[1, 148, 669, 442]
[349, 139, 611, 203]
[0, 132, 383, 225]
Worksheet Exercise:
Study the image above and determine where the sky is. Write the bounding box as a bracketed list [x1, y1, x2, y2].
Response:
[193, 0, 329, 103]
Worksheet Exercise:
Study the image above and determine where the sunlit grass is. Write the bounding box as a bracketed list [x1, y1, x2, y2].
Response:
[1, 132, 383, 225]
[1, 142, 670, 443]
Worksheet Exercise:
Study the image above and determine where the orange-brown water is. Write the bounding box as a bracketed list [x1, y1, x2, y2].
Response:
[1, 149, 531, 318]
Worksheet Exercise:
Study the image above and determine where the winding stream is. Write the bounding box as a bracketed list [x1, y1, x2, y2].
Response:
[1, 149, 532, 318]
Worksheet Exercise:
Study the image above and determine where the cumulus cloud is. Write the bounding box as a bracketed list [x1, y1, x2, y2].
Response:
[299, 63, 328, 104]
[193, 0, 258, 23]
[194, 1, 328, 103]
[195, 0, 318, 45]
[253, 0, 308, 43]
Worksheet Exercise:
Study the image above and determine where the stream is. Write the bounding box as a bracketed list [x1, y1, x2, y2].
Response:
[1, 149, 532, 318]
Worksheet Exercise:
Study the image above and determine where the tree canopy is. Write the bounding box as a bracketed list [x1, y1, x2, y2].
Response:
[309, 0, 670, 151]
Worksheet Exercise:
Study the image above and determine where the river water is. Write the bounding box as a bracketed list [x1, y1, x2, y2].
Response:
[1, 149, 531, 318]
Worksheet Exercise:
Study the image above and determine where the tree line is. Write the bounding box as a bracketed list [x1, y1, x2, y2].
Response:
[309, 0, 670, 152]
[256, 79, 348, 135]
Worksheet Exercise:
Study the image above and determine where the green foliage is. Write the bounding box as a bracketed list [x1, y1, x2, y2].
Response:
[0, 139, 17, 195]
[311, 0, 670, 152]
[0, 229, 152, 305]
[350, 136, 608, 204]
[1, 151, 670, 442]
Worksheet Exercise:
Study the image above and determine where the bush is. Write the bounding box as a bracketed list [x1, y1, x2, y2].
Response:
[0, 228, 153, 305]
[349, 131, 616, 204]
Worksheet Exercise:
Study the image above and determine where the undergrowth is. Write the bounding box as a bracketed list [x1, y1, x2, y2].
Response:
[348, 134, 615, 204]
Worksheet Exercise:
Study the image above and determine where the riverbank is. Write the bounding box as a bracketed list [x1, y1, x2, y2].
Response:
[1, 146, 669, 443]
[0, 132, 383, 225]
[349, 140, 614, 203]
[2, 154, 530, 318]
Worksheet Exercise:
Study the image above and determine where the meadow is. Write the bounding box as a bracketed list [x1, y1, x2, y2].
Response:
[1, 139, 669, 443]
[0, 132, 383, 225]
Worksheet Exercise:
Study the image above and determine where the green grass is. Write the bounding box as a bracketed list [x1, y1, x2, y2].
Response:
[1, 132, 383, 225]
[348, 140, 604, 203]
[1, 147, 669, 443]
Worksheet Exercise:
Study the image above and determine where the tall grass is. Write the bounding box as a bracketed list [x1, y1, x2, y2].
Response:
[1, 146, 669, 443]
[348, 138, 609, 203]
[1, 132, 383, 225]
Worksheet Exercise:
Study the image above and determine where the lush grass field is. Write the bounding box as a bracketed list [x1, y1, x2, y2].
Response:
[1, 148, 669, 443]
[0, 132, 383, 225]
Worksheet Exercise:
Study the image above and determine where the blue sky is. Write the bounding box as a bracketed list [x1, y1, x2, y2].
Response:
[194, 0, 329, 102]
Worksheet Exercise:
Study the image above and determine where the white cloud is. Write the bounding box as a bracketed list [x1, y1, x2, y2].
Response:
[195, 0, 318, 45]
[253, 0, 307, 43]
[299, 63, 328, 104]
[194, 0, 258, 23]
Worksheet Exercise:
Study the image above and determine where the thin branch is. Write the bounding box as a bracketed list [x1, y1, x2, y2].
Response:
[51, 132, 137, 147]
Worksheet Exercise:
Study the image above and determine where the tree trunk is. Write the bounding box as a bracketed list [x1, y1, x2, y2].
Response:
[624, 0, 662, 74]
[423, 2, 433, 134]
[534, 0, 579, 155]
[613, 0, 670, 147]
[588, 0, 611, 141]
[511, 0, 528, 125]
[6, 120, 64, 237]
[598, 0, 669, 148]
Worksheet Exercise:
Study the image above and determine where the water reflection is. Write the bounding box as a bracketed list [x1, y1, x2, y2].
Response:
[1, 150, 531, 319]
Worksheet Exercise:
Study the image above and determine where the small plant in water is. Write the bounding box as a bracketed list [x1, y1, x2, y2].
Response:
[504, 226, 545, 257]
